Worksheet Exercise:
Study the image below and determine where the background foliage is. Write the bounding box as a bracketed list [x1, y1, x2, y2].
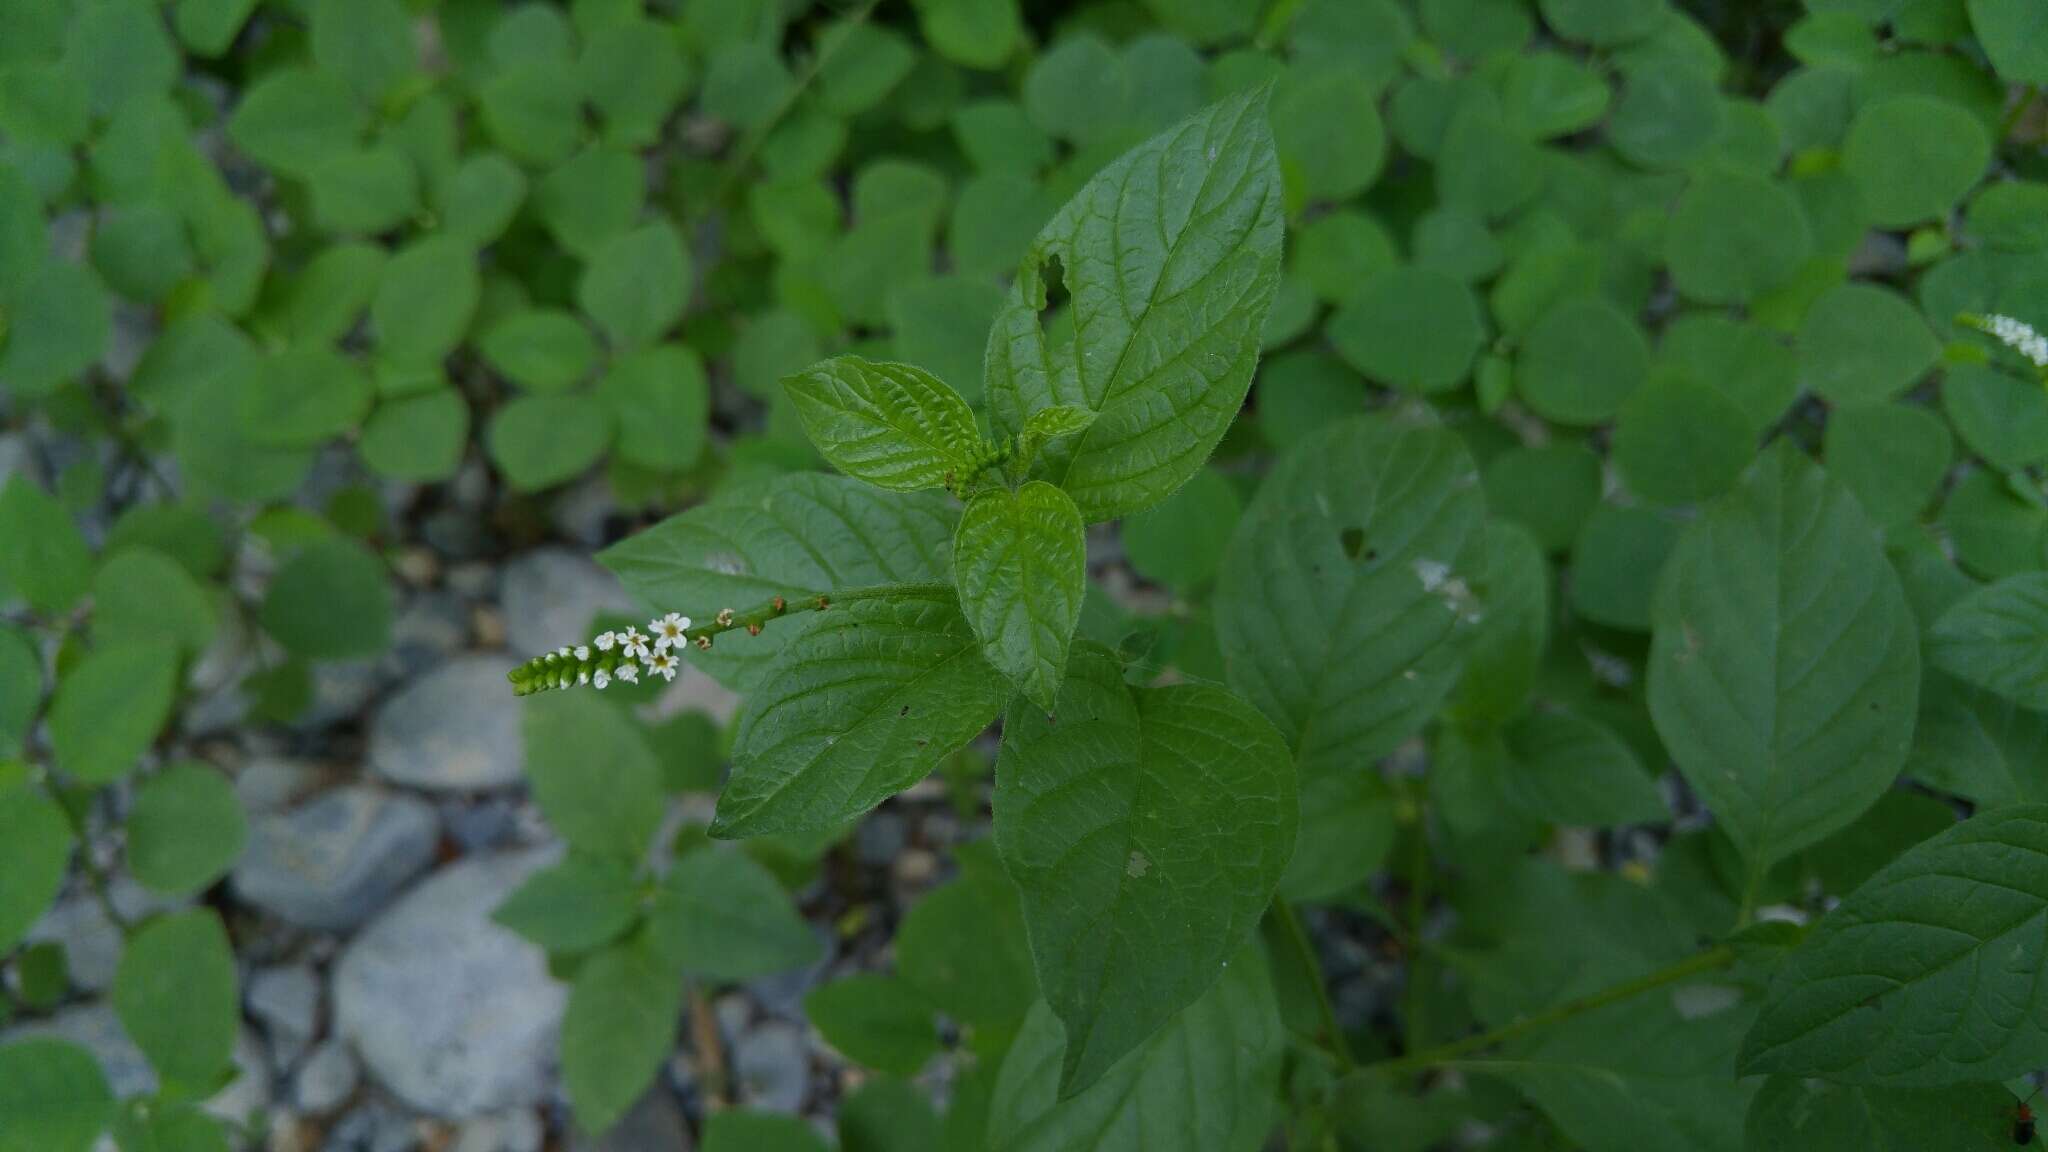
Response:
[11, 0, 2048, 1149]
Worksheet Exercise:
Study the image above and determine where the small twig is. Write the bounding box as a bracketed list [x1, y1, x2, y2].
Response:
[688, 981, 730, 1108]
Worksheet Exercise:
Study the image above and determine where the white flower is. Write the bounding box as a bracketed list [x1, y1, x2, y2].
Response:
[574, 645, 590, 661]
[594, 631, 616, 652]
[593, 668, 610, 690]
[651, 612, 692, 651]
[620, 626, 651, 660]
[615, 663, 639, 684]
[556, 646, 572, 658]
[576, 669, 590, 685]
[647, 651, 680, 682]
[1982, 313, 2048, 369]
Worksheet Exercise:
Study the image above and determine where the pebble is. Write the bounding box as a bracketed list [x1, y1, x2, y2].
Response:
[731, 1021, 809, 1114]
[452, 1110, 544, 1152]
[384, 590, 471, 678]
[233, 787, 440, 932]
[0, 1004, 272, 1124]
[233, 756, 329, 816]
[247, 964, 322, 1059]
[368, 656, 524, 791]
[295, 1039, 362, 1115]
[499, 549, 635, 658]
[333, 849, 565, 1118]
[323, 1100, 421, 1152]
[29, 879, 182, 993]
[566, 1088, 690, 1152]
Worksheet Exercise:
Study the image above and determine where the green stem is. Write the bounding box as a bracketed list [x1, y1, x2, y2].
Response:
[2002, 85, 2038, 143]
[1275, 899, 1356, 1071]
[1363, 945, 1738, 1076]
[508, 582, 954, 694]
[42, 776, 128, 937]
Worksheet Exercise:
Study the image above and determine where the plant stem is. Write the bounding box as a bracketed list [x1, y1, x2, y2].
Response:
[1274, 899, 1356, 1071]
[41, 776, 129, 937]
[1362, 945, 1738, 1076]
[708, 0, 882, 211]
[2002, 85, 2038, 143]
[688, 981, 730, 1107]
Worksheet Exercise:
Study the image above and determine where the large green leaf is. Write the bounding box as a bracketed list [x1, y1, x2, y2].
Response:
[0, 781, 72, 953]
[711, 589, 1007, 837]
[784, 357, 983, 491]
[1217, 414, 1486, 781]
[562, 937, 679, 1135]
[986, 943, 1282, 1151]
[1930, 573, 2048, 711]
[647, 846, 822, 980]
[523, 692, 665, 861]
[112, 909, 239, 1094]
[599, 474, 957, 692]
[1745, 1076, 2021, 1151]
[994, 643, 1295, 1093]
[1742, 803, 2048, 1084]
[1647, 442, 1920, 874]
[0, 1039, 115, 1152]
[984, 88, 1283, 522]
[954, 481, 1087, 710]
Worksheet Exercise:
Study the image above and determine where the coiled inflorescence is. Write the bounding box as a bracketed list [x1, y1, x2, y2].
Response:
[507, 613, 694, 696]
[1963, 312, 2048, 373]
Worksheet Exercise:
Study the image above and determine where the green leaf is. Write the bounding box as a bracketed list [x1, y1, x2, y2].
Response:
[1271, 65, 1386, 205]
[51, 641, 180, 785]
[534, 147, 645, 258]
[1483, 443, 1601, 554]
[1971, 0, 2048, 85]
[0, 1039, 115, 1152]
[784, 357, 984, 492]
[804, 974, 941, 1077]
[580, 19, 689, 145]
[1822, 402, 1953, 529]
[885, 276, 1006, 407]
[994, 642, 1296, 1093]
[0, 626, 40, 758]
[953, 482, 1087, 711]
[1648, 442, 1920, 873]
[1121, 467, 1240, 595]
[309, 0, 413, 99]
[1539, 0, 1667, 44]
[0, 259, 109, 399]
[480, 308, 598, 392]
[260, 538, 392, 660]
[307, 147, 421, 235]
[113, 909, 238, 1093]
[226, 67, 365, 177]
[984, 89, 1283, 522]
[264, 242, 384, 345]
[647, 846, 821, 980]
[1842, 95, 1990, 228]
[1943, 364, 2048, 470]
[562, 938, 679, 1135]
[712, 589, 1007, 837]
[486, 392, 612, 492]
[599, 474, 958, 692]
[242, 345, 374, 447]
[598, 344, 709, 473]
[987, 942, 1283, 1148]
[1612, 372, 1754, 507]
[703, 1113, 830, 1152]
[523, 691, 664, 861]
[66, 0, 178, 116]
[1328, 265, 1486, 394]
[372, 235, 479, 368]
[1217, 415, 1487, 780]
[1797, 284, 1940, 405]
[359, 390, 469, 482]
[1446, 522, 1550, 730]
[1742, 803, 2048, 1083]
[493, 854, 639, 954]
[110, 1103, 232, 1152]
[478, 62, 584, 167]
[1569, 502, 1687, 631]
[1930, 573, 2048, 711]
[912, 0, 1024, 69]
[577, 220, 689, 350]
[0, 475, 92, 616]
[439, 154, 528, 247]
[0, 781, 72, 953]
[1504, 710, 1667, 826]
[1516, 297, 1652, 425]
[1500, 51, 1610, 139]
[127, 762, 247, 897]
[1608, 63, 1723, 170]
[1666, 171, 1812, 305]
[92, 202, 195, 303]
[1746, 1077, 2022, 1151]
[173, 0, 258, 57]
[895, 841, 1037, 1032]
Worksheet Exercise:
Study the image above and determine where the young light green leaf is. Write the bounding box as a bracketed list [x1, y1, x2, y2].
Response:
[113, 909, 239, 1094]
[954, 481, 1087, 710]
[986, 943, 1283, 1150]
[804, 974, 942, 1077]
[51, 641, 180, 785]
[994, 643, 1296, 1094]
[647, 846, 822, 980]
[711, 589, 1007, 837]
[562, 937, 679, 1135]
[127, 761, 247, 897]
[1217, 415, 1486, 781]
[1930, 573, 2048, 711]
[784, 357, 983, 491]
[0, 781, 73, 953]
[492, 854, 640, 955]
[984, 88, 1283, 522]
[1742, 804, 2048, 1084]
[1648, 442, 1920, 874]
[0, 475, 92, 617]
[523, 691, 665, 861]
[1018, 405, 1096, 452]
[0, 1038, 115, 1152]
[598, 474, 957, 692]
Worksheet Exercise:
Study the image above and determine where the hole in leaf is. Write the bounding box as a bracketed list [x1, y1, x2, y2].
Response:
[1037, 254, 1070, 319]
[1340, 527, 1369, 561]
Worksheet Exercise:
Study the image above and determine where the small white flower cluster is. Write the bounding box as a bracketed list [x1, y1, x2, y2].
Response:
[566, 612, 691, 690]
[1982, 313, 2048, 370]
